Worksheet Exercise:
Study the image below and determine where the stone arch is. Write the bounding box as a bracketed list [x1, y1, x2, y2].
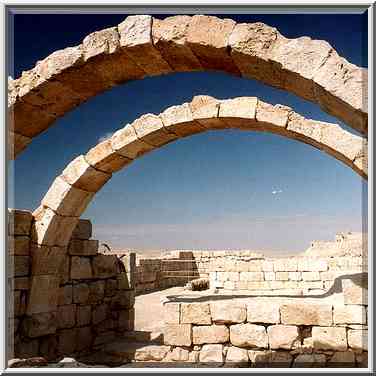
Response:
[9, 15, 367, 159]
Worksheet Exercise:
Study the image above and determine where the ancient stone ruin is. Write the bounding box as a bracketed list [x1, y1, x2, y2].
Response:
[8, 14, 368, 368]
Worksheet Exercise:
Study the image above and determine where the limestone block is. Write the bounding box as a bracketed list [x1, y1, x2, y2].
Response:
[239, 271, 264, 281]
[275, 272, 289, 281]
[132, 113, 178, 147]
[333, 305, 366, 325]
[186, 15, 239, 74]
[111, 290, 135, 309]
[134, 345, 171, 362]
[267, 325, 299, 349]
[111, 124, 154, 160]
[199, 344, 224, 364]
[118, 15, 172, 76]
[211, 301, 246, 324]
[76, 326, 93, 352]
[328, 351, 356, 367]
[192, 325, 229, 344]
[73, 283, 90, 304]
[229, 22, 281, 85]
[41, 176, 94, 217]
[70, 256, 93, 280]
[302, 271, 320, 281]
[165, 347, 190, 362]
[13, 290, 26, 316]
[152, 16, 202, 71]
[247, 349, 272, 366]
[30, 243, 65, 275]
[8, 209, 33, 236]
[57, 304, 76, 329]
[163, 323, 192, 346]
[164, 303, 180, 324]
[189, 95, 221, 129]
[223, 281, 235, 290]
[256, 101, 290, 130]
[71, 219, 92, 240]
[280, 303, 332, 326]
[247, 300, 280, 324]
[273, 258, 298, 272]
[92, 254, 119, 278]
[230, 323, 268, 348]
[160, 102, 205, 137]
[57, 328, 77, 354]
[87, 280, 105, 304]
[342, 277, 368, 305]
[288, 272, 302, 281]
[57, 285, 73, 306]
[85, 139, 132, 174]
[9, 236, 30, 256]
[59, 254, 70, 284]
[14, 338, 40, 359]
[268, 351, 293, 367]
[118, 308, 135, 331]
[68, 239, 98, 256]
[22, 311, 57, 338]
[77, 305, 91, 327]
[105, 279, 118, 297]
[312, 326, 347, 351]
[264, 272, 275, 281]
[292, 353, 326, 367]
[181, 303, 211, 325]
[27, 275, 59, 314]
[92, 303, 108, 325]
[297, 258, 328, 272]
[14, 277, 30, 290]
[348, 329, 368, 351]
[247, 281, 269, 290]
[225, 346, 249, 364]
[10, 256, 30, 277]
[218, 97, 258, 129]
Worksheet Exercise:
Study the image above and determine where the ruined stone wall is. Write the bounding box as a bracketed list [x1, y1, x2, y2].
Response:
[161, 281, 368, 367]
[8, 209, 136, 361]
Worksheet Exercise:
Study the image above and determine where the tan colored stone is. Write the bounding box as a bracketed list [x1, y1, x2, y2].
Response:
[85, 139, 132, 173]
[70, 256, 93, 280]
[267, 325, 299, 350]
[288, 271, 302, 281]
[61, 155, 111, 192]
[68, 239, 98, 256]
[247, 349, 271, 366]
[82, 27, 119, 61]
[111, 124, 155, 159]
[189, 95, 221, 129]
[302, 271, 320, 281]
[9, 236, 30, 256]
[280, 303, 332, 326]
[348, 329, 368, 351]
[328, 351, 355, 367]
[118, 15, 172, 76]
[247, 300, 280, 324]
[27, 275, 59, 314]
[30, 243, 65, 275]
[57, 285, 73, 306]
[225, 346, 249, 364]
[211, 301, 246, 324]
[10, 256, 30, 277]
[165, 347, 190, 362]
[218, 97, 257, 129]
[312, 326, 347, 351]
[92, 303, 108, 325]
[293, 353, 326, 367]
[152, 16, 202, 71]
[8, 209, 33, 236]
[71, 219, 92, 240]
[187, 15, 239, 74]
[163, 323, 192, 346]
[73, 283, 90, 304]
[77, 305, 91, 327]
[275, 271, 289, 281]
[342, 277, 368, 305]
[134, 345, 171, 361]
[230, 323, 268, 348]
[239, 271, 264, 281]
[164, 302, 180, 324]
[57, 304, 76, 329]
[132, 113, 178, 147]
[92, 254, 119, 278]
[160, 102, 205, 137]
[22, 311, 57, 338]
[333, 305, 366, 325]
[199, 344, 224, 364]
[192, 325, 229, 344]
[181, 303, 211, 325]
[256, 101, 290, 130]
[13, 277, 30, 290]
[105, 278, 117, 297]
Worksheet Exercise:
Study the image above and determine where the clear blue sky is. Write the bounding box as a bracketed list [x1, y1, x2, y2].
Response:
[9, 12, 368, 254]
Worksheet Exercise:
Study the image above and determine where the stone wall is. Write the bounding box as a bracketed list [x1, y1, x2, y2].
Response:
[161, 285, 368, 367]
[8, 209, 136, 361]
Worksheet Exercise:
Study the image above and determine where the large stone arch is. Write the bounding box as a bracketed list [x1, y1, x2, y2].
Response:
[9, 15, 367, 159]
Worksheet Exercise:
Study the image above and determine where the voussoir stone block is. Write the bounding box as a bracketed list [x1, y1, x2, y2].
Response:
[280, 303, 332, 326]
[180, 303, 211, 325]
[32, 206, 79, 247]
[132, 113, 178, 147]
[163, 323, 192, 346]
[27, 275, 60, 314]
[160, 102, 206, 137]
[118, 15, 172, 76]
[41, 176, 94, 217]
[210, 301, 246, 324]
[30, 243, 66, 275]
[85, 139, 132, 174]
[111, 124, 155, 159]
[192, 325, 229, 344]
[218, 97, 258, 129]
[256, 100, 291, 130]
[189, 95, 221, 129]
[312, 326, 347, 351]
[247, 300, 280, 324]
[230, 323, 268, 348]
[61, 155, 111, 192]
[186, 15, 239, 75]
[267, 325, 299, 350]
[152, 15, 202, 72]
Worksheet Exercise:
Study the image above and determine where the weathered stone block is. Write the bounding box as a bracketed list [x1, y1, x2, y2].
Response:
[105, 278, 118, 297]
[76, 326, 93, 352]
[134, 345, 171, 362]
[199, 344, 224, 364]
[218, 97, 258, 129]
[92, 254, 119, 278]
[118, 308, 135, 331]
[292, 353, 326, 368]
[342, 276, 368, 305]
[14, 338, 40, 359]
[30, 243, 65, 275]
[280, 303, 332, 326]
[163, 323, 192, 346]
[13, 290, 27, 316]
[73, 283, 90, 304]
[8, 209, 33, 236]
[22, 311, 57, 338]
[92, 303, 108, 325]
[256, 101, 290, 130]
[111, 290, 135, 310]
[164, 302, 180, 324]
[77, 305, 91, 327]
[273, 258, 298, 272]
[348, 329, 368, 351]
[57, 304, 76, 329]
[247, 300, 280, 324]
[211, 301, 246, 324]
[70, 256, 93, 280]
[239, 271, 264, 281]
[312, 326, 347, 351]
[27, 275, 59, 314]
[297, 258, 328, 272]
[302, 271, 320, 281]
[333, 305, 366, 325]
[225, 346, 249, 364]
[117, 272, 134, 290]
[230, 323, 268, 348]
[71, 219, 92, 240]
[58, 328, 77, 354]
[267, 325, 299, 349]
[9, 236, 30, 256]
[275, 271, 289, 281]
[58, 285, 73, 306]
[181, 303, 211, 325]
[10, 255, 30, 277]
[14, 277, 30, 290]
[68, 239, 98, 256]
[328, 351, 355, 367]
[87, 280, 105, 304]
[192, 325, 229, 344]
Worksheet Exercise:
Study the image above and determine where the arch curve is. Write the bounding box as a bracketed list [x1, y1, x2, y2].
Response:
[9, 15, 367, 159]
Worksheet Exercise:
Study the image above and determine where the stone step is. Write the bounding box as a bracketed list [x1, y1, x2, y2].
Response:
[122, 330, 163, 344]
